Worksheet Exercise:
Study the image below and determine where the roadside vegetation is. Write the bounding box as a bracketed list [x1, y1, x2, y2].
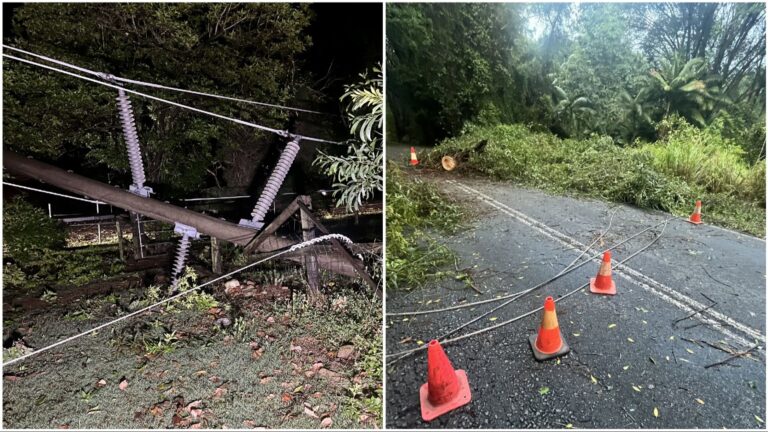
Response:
[386, 166, 464, 290]
[429, 116, 765, 236]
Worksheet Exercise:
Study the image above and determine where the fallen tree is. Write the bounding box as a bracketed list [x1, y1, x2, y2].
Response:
[3, 150, 361, 278]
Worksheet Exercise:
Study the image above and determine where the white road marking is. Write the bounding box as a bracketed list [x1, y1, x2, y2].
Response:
[449, 180, 765, 348]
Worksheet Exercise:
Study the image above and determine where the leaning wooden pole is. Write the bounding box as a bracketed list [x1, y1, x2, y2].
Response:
[3, 150, 357, 277]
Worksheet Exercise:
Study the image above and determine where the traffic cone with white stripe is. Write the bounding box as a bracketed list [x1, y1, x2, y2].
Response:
[419, 340, 472, 421]
[688, 200, 703, 225]
[589, 251, 617, 295]
[529, 296, 570, 361]
[409, 147, 419, 166]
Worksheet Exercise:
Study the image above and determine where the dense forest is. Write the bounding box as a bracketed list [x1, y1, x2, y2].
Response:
[387, 3, 766, 161]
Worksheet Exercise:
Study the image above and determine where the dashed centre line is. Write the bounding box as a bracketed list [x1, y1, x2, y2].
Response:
[448, 179, 764, 348]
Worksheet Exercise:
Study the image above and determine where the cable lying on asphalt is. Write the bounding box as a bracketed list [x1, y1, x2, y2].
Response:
[3, 234, 353, 368]
[386, 219, 669, 364]
[387, 216, 671, 317]
[387, 208, 621, 364]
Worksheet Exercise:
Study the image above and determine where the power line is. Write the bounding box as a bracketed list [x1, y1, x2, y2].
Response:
[2, 234, 352, 367]
[3, 181, 107, 205]
[386, 220, 670, 363]
[2, 45, 333, 116]
[3, 53, 345, 145]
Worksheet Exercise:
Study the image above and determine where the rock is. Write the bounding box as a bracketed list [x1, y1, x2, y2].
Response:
[266, 317, 275, 324]
[305, 371, 316, 378]
[224, 279, 240, 290]
[214, 317, 232, 328]
[337, 345, 356, 360]
[320, 417, 333, 428]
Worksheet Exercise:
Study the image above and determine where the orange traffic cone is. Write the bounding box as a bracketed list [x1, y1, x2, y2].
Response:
[419, 340, 472, 421]
[409, 147, 419, 166]
[688, 200, 703, 225]
[590, 251, 617, 295]
[529, 296, 570, 361]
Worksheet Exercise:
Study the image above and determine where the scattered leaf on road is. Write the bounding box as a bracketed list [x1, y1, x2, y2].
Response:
[696, 399, 704, 405]
[608, 324, 617, 329]
[623, 365, 630, 370]
[632, 385, 641, 392]
[590, 375, 598, 384]
[627, 338, 635, 343]
[686, 348, 694, 354]
[573, 333, 581, 337]
[539, 387, 550, 395]
[489, 317, 498, 321]
[756, 415, 764, 424]
[653, 407, 659, 418]
[565, 424, 573, 429]
[416, 340, 424, 346]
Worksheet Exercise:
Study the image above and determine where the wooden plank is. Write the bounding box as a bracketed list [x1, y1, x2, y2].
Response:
[243, 197, 301, 254]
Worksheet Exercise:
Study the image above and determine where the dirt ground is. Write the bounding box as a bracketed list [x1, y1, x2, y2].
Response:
[3, 260, 382, 429]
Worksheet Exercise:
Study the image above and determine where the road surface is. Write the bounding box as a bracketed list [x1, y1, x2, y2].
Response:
[385, 173, 766, 429]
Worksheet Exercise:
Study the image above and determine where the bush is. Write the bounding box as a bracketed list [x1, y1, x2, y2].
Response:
[645, 117, 753, 196]
[3, 196, 66, 261]
[4, 248, 120, 292]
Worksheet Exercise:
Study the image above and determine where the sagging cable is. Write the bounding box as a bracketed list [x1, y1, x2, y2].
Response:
[240, 138, 301, 230]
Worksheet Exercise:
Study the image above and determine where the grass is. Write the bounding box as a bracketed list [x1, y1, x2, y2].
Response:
[429, 120, 765, 237]
[4, 271, 381, 429]
[386, 164, 465, 290]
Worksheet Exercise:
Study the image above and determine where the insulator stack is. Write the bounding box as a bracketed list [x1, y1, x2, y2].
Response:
[170, 235, 191, 288]
[240, 138, 301, 229]
[170, 222, 200, 289]
[116, 88, 151, 196]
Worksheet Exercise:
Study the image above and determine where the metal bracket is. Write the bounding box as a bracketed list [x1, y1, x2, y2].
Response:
[238, 218, 264, 230]
[129, 184, 154, 198]
[174, 222, 200, 239]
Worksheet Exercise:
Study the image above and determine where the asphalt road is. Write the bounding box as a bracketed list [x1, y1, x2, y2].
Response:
[385, 173, 766, 429]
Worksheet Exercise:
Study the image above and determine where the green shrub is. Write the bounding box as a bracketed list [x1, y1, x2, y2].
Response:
[645, 117, 752, 196]
[741, 162, 766, 207]
[4, 248, 118, 292]
[3, 196, 66, 261]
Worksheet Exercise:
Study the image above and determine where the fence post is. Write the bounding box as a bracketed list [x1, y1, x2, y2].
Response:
[211, 236, 222, 274]
[115, 219, 125, 261]
[299, 195, 321, 298]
